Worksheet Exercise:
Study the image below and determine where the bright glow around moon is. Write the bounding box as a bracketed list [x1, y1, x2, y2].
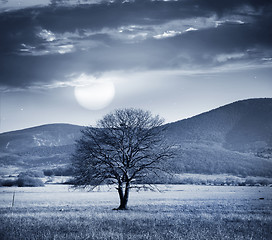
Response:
[74, 80, 115, 110]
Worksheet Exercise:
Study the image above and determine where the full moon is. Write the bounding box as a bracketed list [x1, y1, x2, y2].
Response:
[74, 80, 115, 110]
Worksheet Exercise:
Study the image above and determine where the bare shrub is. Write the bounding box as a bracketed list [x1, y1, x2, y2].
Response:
[17, 176, 44, 187]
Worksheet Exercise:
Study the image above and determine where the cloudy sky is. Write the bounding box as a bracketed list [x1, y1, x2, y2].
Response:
[0, 0, 271, 132]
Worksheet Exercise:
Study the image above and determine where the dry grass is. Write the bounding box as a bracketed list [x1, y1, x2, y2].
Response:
[0, 185, 271, 240]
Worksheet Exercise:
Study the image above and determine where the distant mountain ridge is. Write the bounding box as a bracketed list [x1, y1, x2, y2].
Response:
[165, 98, 272, 177]
[0, 124, 82, 150]
[166, 98, 272, 151]
[0, 98, 272, 177]
[0, 124, 83, 174]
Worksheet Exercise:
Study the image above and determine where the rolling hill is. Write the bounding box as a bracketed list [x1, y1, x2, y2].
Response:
[0, 124, 83, 174]
[0, 98, 272, 177]
[165, 98, 272, 177]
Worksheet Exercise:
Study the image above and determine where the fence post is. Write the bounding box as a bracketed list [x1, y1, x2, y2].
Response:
[12, 191, 15, 207]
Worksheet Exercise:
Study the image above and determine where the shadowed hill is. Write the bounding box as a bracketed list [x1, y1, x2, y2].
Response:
[166, 98, 272, 150]
[0, 99, 272, 177]
[0, 124, 83, 151]
[165, 98, 272, 177]
[0, 124, 83, 174]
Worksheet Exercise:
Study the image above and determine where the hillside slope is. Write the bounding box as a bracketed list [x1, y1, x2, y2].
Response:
[165, 98, 272, 177]
[166, 98, 272, 150]
[0, 98, 272, 177]
[0, 124, 83, 174]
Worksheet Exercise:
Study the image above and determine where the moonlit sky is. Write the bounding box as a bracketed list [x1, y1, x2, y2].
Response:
[0, 0, 272, 133]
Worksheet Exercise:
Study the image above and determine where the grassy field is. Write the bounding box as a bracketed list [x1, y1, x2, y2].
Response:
[0, 185, 271, 239]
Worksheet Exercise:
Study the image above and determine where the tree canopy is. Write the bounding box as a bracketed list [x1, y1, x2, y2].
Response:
[72, 108, 173, 209]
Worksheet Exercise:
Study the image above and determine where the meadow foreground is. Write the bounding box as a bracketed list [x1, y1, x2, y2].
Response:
[0, 185, 271, 240]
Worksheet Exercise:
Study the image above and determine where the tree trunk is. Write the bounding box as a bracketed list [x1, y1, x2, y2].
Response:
[116, 182, 129, 210]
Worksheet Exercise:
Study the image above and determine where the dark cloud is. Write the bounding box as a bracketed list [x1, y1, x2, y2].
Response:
[0, 0, 271, 89]
[193, 0, 272, 16]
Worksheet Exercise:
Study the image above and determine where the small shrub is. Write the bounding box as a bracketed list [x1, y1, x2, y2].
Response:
[53, 166, 74, 176]
[180, 177, 195, 185]
[0, 179, 18, 187]
[63, 178, 75, 185]
[245, 177, 257, 186]
[43, 169, 54, 176]
[258, 178, 271, 186]
[18, 170, 44, 178]
[17, 176, 44, 187]
[43, 167, 74, 177]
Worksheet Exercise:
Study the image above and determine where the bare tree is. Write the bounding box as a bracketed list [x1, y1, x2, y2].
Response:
[72, 108, 173, 210]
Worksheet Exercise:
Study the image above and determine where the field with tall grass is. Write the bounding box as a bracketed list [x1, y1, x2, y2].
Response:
[0, 185, 271, 239]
